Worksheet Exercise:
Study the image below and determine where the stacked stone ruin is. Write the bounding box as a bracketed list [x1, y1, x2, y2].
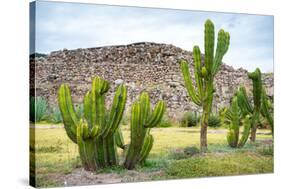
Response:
[30, 42, 273, 119]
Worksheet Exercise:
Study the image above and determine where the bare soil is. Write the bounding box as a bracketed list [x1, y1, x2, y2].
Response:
[56, 168, 164, 187]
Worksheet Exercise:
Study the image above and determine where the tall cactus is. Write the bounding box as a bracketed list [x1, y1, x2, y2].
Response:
[236, 68, 262, 142]
[124, 92, 165, 170]
[180, 19, 230, 151]
[226, 96, 251, 148]
[261, 87, 273, 135]
[247, 68, 262, 142]
[58, 76, 127, 171]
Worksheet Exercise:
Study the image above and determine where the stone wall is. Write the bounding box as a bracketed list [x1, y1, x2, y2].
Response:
[31, 42, 273, 119]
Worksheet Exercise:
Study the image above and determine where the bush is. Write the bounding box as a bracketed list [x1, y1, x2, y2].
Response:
[49, 107, 63, 123]
[180, 112, 199, 127]
[158, 114, 172, 128]
[258, 145, 273, 156]
[30, 96, 49, 122]
[183, 146, 200, 156]
[208, 114, 221, 128]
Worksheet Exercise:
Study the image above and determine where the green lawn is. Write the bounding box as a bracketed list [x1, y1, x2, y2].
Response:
[31, 125, 273, 187]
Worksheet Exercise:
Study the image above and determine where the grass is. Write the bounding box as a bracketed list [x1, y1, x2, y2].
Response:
[32, 126, 273, 187]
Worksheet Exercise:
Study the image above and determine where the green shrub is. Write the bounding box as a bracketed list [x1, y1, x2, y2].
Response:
[30, 96, 49, 122]
[158, 114, 172, 128]
[183, 146, 200, 156]
[180, 112, 199, 127]
[49, 107, 62, 123]
[208, 114, 221, 128]
[258, 145, 273, 156]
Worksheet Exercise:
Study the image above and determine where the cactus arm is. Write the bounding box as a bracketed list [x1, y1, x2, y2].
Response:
[140, 92, 150, 122]
[248, 68, 262, 110]
[212, 30, 230, 75]
[139, 133, 154, 164]
[58, 84, 78, 143]
[76, 121, 97, 171]
[237, 86, 253, 115]
[193, 46, 204, 99]
[124, 102, 142, 170]
[103, 84, 127, 137]
[115, 127, 125, 149]
[261, 88, 273, 135]
[84, 91, 93, 128]
[238, 115, 251, 147]
[145, 100, 166, 128]
[204, 19, 215, 73]
[248, 68, 262, 142]
[180, 60, 202, 106]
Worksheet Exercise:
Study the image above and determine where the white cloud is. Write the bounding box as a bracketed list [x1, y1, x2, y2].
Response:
[35, 1, 273, 72]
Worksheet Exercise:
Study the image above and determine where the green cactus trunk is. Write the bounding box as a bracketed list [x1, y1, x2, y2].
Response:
[124, 92, 165, 169]
[261, 88, 273, 135]
[180, 19, 230, 152]
[248, 68, 262, 142]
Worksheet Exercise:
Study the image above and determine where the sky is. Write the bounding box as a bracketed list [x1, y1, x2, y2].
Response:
[31, 1, 274, 72]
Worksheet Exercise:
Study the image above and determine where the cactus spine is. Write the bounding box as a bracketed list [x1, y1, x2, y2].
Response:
[180, 19, 230, 151]
[124, 92, 165, 169]
[58, 76, 127, 171]
[226, 96, 251, 148]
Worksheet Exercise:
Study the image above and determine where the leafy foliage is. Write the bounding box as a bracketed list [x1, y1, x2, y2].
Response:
[48, 106, 63, 123]
[30, 96, 49, 122]
[208, 114, 221, 128]
[158, 113, 172, 128]
[180, 112, 199, 127]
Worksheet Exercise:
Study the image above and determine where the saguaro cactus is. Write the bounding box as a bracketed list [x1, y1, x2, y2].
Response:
[124, 92, 165, 169]
[58, 76, 127, 171]
[226, 96, 251, 148]
[180, 19, 230, 151]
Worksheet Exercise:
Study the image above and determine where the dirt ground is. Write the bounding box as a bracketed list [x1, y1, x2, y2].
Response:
[53, 168, 164, 187]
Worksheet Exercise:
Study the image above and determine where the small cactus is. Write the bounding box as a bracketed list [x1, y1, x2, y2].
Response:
[226, 96, 251, 148]
[124, 92, 165, 169]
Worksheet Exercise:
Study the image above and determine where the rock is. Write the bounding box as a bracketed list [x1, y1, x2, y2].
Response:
[114, 79, 124, 85]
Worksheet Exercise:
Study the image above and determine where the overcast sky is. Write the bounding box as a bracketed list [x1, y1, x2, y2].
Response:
[32, 1, 274, 72]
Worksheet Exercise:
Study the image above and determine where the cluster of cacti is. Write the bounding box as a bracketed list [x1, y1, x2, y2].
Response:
[124, 92, 165, 169]
[225, 67, 274, 146]
[58, 76, 127, 171]
[225, 96, 251, 148]
[58, 77, 165, 171]
[180, 19, 230, 151]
